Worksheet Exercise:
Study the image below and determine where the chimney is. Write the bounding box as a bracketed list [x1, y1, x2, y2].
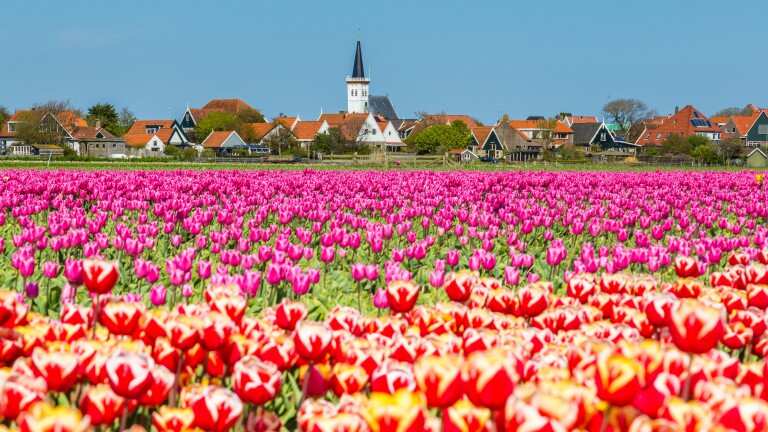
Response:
[674, 106, 679, 114]
[94, 119, 102, 129]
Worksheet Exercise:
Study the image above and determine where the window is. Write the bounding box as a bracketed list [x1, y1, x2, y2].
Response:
[759, 125, 768, 135]
[7, 122, 16, 133]
[600, 132, 607, 142]
[146, 127, 158, 134]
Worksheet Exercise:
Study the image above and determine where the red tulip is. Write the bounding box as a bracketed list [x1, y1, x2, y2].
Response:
[232, 356, 282, 405]
[137, 365, 175, 406]
[413, 354, 464, 408]
[674, 256, 705, 278]
[362, 390, 427, 432]
[187, 386, 243, 432]
[668, 299, 725, 354]
[82, 259, 119, 295]
[463, 349, 517, 410]
[105, 351, 154, 399]
[30, 346, 80, 393]
[79, 384, 125, 426]
[442, 399, 491, 432]
[330, 363, 369, 396]
[274, 299, 307, 331]
[595, 350, 644, 406]
[152, 406, 195, 432]
[443, 271, 476, 303]
[0, 372, 46, 420]
[386, 280, 420, 313]
[99, 301, 145, 336]
[293, 321, 332, 362]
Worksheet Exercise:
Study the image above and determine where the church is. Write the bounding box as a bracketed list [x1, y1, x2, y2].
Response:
[345, 41, 401, 127]
[315, 41, 404, 152]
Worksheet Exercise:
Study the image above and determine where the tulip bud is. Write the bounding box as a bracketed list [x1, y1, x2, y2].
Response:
[150, 284, 167, 306]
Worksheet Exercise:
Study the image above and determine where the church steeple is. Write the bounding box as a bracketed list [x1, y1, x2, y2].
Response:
[346, 41, 370, 114]
[352, 41, 365, 78]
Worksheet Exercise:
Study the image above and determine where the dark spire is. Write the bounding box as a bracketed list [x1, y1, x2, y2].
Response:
[351, 41, 365, 78]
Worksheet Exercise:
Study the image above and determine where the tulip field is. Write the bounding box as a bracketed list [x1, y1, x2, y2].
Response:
[4, 168, 768, 431]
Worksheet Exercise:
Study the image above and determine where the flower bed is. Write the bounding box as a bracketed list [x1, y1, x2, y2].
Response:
[0, 169, 767, 431]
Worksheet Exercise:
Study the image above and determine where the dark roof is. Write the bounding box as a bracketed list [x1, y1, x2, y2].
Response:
[571, 122, 601, 145]
[352, 41, 365, 78]
[369, 96, 398, 120]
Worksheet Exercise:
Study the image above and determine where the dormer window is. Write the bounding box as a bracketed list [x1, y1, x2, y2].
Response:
[146, 127, 158, 134]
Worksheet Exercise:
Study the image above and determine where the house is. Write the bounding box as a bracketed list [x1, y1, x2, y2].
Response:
[0, 110, 124, 157]
[447, 148, 479, 163]
[180, 98, 258, 134]
[244, 123, 286, 145]
[124, 132, 172, 157]
[572, 122, 639, 157]
[635, 105, 721, 146]
[292, 120, 330, 149]
[720, 111, 768, 148]
[72, 127, 126, 158]
[744, 111, 768, 148]
[507, 119, 573, 148]
[201, 130, 248, 155]
[561, 115, 598, 127]
[318, 112, 404, 151]
[274, 116, 300, 131]
[746, 147, 768, 168]
[124, 120, 189, 149]
[0, 110, 33, 153]
[369, 96, 400, 124]
[469, 126, 504, 160]
[495, 124, 544, 161]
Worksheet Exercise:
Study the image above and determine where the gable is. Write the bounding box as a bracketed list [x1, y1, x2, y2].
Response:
[590, 125, 615, 146]
[221, 133, 246, 148]
[747, 112, 768, 141]
[482, 130, 502, 151]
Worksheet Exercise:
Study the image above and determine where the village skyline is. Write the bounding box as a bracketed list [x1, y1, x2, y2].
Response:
[3, 0, 768, 124]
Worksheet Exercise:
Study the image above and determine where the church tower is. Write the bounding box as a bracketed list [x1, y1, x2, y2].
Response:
[346, 41, 370, 113]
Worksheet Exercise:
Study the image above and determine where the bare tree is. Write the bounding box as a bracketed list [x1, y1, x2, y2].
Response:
[602, 99, 652, 128]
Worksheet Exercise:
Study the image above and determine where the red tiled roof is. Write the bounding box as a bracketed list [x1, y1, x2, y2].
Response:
[441, 115, 480, 128]
[0, 110, 35, 137]
[202, 99, 254, 113]
[569, 115, 598, 124]
[274, 116, 298, 130]
[71, 127, 116, 140]
[553, 121, 573, 134]
[635, 105, 721, 146]
[732, 114, 760, 137]
[471, 126, 494, 145]
[202, 131, 235, 149]
[126, 120, 175, 136]
[292, 121, 324, 141]
[508, 120, 540, 129]
[246, 123, 276, 140]
[123, 134, 153, 148]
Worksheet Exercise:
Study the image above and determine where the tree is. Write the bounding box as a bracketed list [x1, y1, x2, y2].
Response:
[687, 135, 710, 149]
[535, 118, 558, 149]
[313, 128, 345, 154]
[0, 106, 9, 126]
[237, 108, 266, 123]
[86, 103, 119, 132]
[602, 99, 651, 128]
[661, 134, 691, 155]
[32, 100, 81, 116]
[719, 137, 745, 162]
[13, 111, 62, 145]
[115, 108, 136, 136]
[195, 112, 241, 141]
[713, 106, 753, 117]
[262, 128, 298, 156]
[405, 120, 471, 154]
[691, 143, 720, 164]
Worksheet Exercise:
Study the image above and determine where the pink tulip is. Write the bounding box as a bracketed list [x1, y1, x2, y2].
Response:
[150, 284, 167, 306]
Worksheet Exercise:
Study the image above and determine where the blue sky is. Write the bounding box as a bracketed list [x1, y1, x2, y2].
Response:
[2, 0, 767, 123]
